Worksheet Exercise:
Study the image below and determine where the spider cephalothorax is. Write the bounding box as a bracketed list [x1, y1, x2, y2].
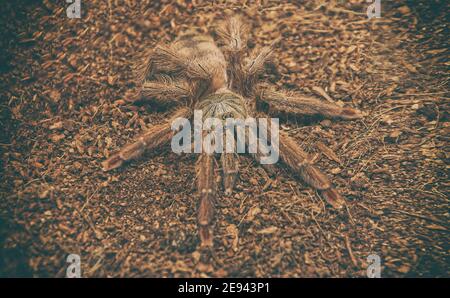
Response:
[102, 16, 363, 247]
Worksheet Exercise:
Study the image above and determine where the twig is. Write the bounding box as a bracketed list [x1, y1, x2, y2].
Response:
[390, 91, 449, 98]
[74, 207, 103, 240]
[391, 210, 447, 226]
[344, 234, 358, 267]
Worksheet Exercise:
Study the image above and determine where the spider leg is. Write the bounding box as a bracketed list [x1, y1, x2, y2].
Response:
[153, 44, 213, 81]
[102, 107, 190, 171]
[246, 116, 278, 175]
[196, 152, 217, 247]
[126, 77, 192, 105]
[243, 38, 281, 93]
[133, 44, 185, 84]
[216, 16, 249, 90]
[279, 131, 345, 209]
[216, 15, 249, 57]
[133, 43, 211, 86]
[221, 152, 239, 195]
[129, 44, 210, 103]
[256, 86, 363, 120]
[244, 110, 343, 207]
[218, 123, 240, 194]
[132, 47, 155, 86]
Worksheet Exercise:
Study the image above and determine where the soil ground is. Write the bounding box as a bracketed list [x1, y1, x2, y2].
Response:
[0, 0, 448, 277]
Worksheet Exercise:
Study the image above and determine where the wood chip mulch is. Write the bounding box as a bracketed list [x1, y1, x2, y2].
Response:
[0, 0, 448, 277]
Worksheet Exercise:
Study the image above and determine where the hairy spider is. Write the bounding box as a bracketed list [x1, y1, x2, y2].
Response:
[102, 16, 363, 247]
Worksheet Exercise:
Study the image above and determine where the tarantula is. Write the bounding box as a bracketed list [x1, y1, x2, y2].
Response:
[102, 16, 363, 247]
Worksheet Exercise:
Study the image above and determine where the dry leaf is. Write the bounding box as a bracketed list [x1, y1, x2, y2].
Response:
[257, 226, 278, 234]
